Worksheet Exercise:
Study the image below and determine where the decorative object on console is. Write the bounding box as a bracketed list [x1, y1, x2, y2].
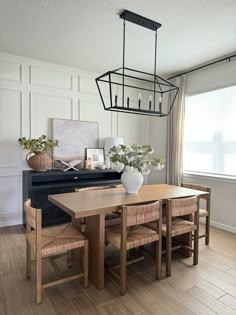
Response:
[52, 119, 98, 170]
[104, 137, 124, 168]
[96, 10, 179, 117]
[18, 135, 59, 171]
[86, 148, 105, 168]
[58, 159, 81, 171]
[84, 159, 89, 169]
[108, 144, 164, 193]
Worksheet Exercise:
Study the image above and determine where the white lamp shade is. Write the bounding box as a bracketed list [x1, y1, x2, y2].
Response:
[104, 137, 124, 151]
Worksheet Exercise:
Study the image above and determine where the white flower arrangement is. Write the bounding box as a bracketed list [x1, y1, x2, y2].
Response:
[108, 144, 165, 174]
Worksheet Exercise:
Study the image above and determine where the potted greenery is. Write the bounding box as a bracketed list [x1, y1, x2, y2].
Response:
[18, 135, 59, 171]
[108, 144, 164, 193]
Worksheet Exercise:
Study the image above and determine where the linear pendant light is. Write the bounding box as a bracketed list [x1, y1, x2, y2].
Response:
[95, 10, 179, 117]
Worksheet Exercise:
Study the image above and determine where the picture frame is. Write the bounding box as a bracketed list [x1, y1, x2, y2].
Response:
[52, 118, 99, 170]
[86, 148, 105, 168]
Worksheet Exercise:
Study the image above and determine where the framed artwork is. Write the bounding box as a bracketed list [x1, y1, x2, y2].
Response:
[86, 148, 104, 168]
[52, 119, 99, 170]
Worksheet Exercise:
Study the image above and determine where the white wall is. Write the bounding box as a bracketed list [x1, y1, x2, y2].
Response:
[147, 116, 167, 184]
[0, 52, 148, 227]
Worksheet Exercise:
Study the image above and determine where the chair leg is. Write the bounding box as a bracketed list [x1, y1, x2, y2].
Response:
[26, 240, 31, 279]
[156, 239, 162, 280]
[193, 229, 199, 265]
[83, 240, 88, 288]
[36, 253, 42, 304]
[166, 236, 172, 277]
[205, 215, 210, 245]
[120, 245, 127, 295]
[67, 250, 72, 268]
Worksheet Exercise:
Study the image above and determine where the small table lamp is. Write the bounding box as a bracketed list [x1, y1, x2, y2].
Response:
[104, 137, 124, 151]
[104, 137, 124, 168]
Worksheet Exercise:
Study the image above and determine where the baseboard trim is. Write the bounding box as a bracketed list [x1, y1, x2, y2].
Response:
[0, 212, 22, 228]
[0, 220, 22, 228]
[210, 220, 236, 234]
[200, 218, 236, 234]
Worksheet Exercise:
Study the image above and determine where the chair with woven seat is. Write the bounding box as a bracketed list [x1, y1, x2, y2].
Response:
[105, 201, 162, 295]
[181, 183, 211, 244]
[24, 199, 88, 304]
[164, 196, 199, 277]
[75, 186, 121, 232]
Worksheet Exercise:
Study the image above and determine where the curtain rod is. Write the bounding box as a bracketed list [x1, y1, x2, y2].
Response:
[167, 53, 236, 80]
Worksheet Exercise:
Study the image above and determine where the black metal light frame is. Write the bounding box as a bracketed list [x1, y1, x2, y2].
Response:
[95, 10, 179, 117]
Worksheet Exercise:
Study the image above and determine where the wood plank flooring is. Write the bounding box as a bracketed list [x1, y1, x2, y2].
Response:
[0, 224, 236, 315]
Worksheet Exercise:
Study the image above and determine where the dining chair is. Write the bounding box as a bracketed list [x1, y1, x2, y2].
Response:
[164, 196, 199, 277]
[181, 182, 211, 244]
[105, 201, 162, 295]
[24, 199, 88, 304]
[75, 185, 121, 231]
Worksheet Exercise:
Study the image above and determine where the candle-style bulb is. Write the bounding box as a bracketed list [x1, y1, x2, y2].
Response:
[159, 94, 162, 113]
[149, 95, 152, 111]
[138, 93, 142, 100]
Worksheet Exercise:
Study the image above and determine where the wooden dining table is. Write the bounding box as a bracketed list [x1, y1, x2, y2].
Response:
[48, 183, 208, 289]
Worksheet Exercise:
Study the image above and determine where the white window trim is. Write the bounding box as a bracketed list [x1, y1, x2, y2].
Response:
[184, 85, 236, 181]
[183, 171, 236, 184]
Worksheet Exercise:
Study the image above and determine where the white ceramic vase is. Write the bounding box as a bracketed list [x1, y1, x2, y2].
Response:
[121, 167, 143, 194]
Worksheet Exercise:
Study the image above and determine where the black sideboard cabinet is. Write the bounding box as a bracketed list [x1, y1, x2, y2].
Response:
[23, 169, 121, 227]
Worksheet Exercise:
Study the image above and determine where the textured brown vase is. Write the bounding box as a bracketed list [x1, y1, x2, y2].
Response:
[26, 151, 52, 171]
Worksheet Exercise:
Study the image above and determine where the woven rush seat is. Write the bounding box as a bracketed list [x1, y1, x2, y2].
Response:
[27, 223, 86, 257]
[162, 218, 196, 237]
[199, 209, 208, 217]
[145, 218, 196, 237]
[105, 224, 159, 250]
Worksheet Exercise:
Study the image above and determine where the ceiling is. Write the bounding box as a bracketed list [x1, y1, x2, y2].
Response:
[0, 0, 236, 77]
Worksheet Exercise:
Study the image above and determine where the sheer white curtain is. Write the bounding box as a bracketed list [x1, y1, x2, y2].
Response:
[166, 75, 186, 186]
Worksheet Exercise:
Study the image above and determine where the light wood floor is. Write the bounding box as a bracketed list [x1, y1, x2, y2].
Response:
[0, 224, 236, 315]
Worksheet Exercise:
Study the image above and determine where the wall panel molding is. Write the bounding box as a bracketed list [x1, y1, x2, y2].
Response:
[30, 92, 73, 137]
[30, 65, 73, 90]
[0, 59, 22, 82]
[0, 51, 143, 227]
[0, 88, 22, 168]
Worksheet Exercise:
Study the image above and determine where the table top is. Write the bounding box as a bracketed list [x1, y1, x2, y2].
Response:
[48, 184, 209, 219]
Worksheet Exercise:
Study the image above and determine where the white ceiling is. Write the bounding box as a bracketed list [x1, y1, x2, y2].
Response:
[0, 0, 236, 76]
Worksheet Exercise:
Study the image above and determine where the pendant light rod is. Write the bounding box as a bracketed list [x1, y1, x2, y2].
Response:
[154, 30, 157, 111]
[122, 20, 126, 107]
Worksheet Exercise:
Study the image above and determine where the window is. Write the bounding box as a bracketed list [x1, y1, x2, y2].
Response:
[183, 86, 236, 177]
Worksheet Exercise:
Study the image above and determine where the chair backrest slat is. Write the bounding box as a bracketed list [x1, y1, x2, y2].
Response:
[181, 183, 211, 201]
[123, 201, 161, 227]
[169, 196, 198, 217]
[24, 199, 42, 253]
[24, 199, 37, 230]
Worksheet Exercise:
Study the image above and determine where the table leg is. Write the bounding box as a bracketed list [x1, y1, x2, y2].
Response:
[86, 214, 105, 289]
